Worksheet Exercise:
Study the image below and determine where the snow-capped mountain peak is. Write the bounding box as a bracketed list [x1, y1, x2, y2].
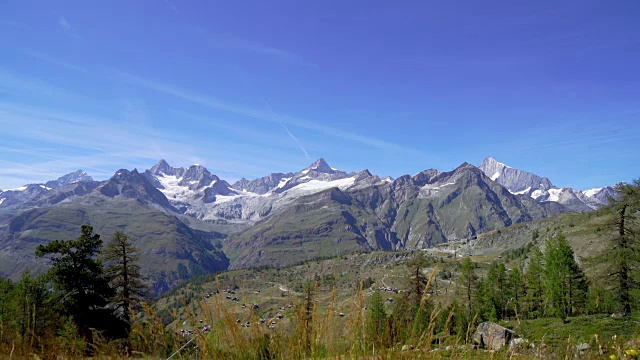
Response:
[479, 156, 615, 211]
[150, 159, 184, 177]
[479, 156, 553, 194]
[44, 170, 93, 189]
[307, 158, 336, 174]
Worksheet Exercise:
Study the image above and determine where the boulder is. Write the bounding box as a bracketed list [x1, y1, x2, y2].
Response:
[473, 321, 519, 350]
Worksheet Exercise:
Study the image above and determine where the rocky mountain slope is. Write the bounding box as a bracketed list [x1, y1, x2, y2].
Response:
[0, 156, 620, 293]
[479, 157, 614, 211]
[224, 162, 567, 269]
[0, 169, 229, 294]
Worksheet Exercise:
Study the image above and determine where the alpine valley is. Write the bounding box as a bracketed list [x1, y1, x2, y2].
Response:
[0, 157, 615, 294]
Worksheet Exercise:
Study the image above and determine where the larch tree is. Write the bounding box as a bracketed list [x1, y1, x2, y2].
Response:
[367, 290, 388, 348]
[457, 257, 477, 318]
[101, 230, 148, 336]
[590, 179, 640, 315]
[524, 247, 545, 318]
[543, 233, 589, 320]
[506, 266, 525, 319]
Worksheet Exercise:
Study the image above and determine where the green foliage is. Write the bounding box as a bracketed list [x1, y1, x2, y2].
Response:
[543, 234, 589, 320]
[485, 262, 508, 319]
[506, 266, 525, 318]
[588, 179, 640, 314]
[35, 225, 114, 336]
[176, 263, 189, 280]
[57, 315, 86, 356]
[457, 257, 477, 317]
[360, 276, 375, 289]
[525, 247, 545, 318]
[405, 252, 429, 310]
[366, 291, 388, 348]
[532, 229, 539, 241]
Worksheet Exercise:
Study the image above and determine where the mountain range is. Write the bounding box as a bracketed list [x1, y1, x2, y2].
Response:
[0, 157, 617, 293]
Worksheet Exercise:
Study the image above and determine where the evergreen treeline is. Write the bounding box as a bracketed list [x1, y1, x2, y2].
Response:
[362, 179, 640, 349]
[0, 226, 147, 356]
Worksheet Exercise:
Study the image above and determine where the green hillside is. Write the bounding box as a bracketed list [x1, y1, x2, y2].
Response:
[0, 195, 229, 294]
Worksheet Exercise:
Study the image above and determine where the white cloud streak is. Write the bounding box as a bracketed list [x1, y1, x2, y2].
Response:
[58, 16, 81, 39]
[19, 48, 88, 73]
[0, 100, 314, 188]
[262, 97, 311, 160]
[164, 0, 180, 15]
[116, 72, 425, 156]
[205, 33, 314, 67]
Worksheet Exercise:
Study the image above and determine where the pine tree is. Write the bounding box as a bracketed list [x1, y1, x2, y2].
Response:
[101, 231, 148, 340]
[35, 225, 113, 338]
[589, 179, 640, 314]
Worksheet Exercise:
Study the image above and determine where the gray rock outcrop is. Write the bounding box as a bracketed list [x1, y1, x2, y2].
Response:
[473, 321, 519, 350]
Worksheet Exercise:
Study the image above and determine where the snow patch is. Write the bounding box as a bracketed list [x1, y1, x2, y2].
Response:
[547, 188, 563, 202]
[583, 188, 602, 198]
[156, 173, 195, 203]
[5, 186, 27, 192]
[0, 198, 5, 205]
[288, 177, 356, 194]
[531, 189, 545, 199]
[491, 171, 500, 181]
[39, 185, 52, 190]
[276, 177, 291, 189]
[511, 187, 531, 195]
[422, 182, 456, 190]
[156, 172, 257, 204]
[214, 194, 242, 204]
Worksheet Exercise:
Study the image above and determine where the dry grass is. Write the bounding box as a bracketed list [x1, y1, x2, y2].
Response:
[3, 264, 639, 359]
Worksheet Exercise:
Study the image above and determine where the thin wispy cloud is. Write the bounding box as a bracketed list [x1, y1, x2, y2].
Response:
[0, 71, 81, 100]
[58, 16, 81, 39]
[19, 48, 88, 73]
[0, 101, 310, 188]
[262, 97, 311, 160]
[116, 72, 429, 157]
[0, 146, 114, 175]
[204, 32, 314, 67]
[164, 0, 180, 15]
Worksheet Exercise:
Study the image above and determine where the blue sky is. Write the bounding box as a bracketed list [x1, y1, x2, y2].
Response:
[1, 1, 639, 190]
